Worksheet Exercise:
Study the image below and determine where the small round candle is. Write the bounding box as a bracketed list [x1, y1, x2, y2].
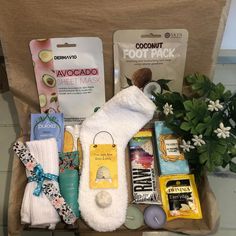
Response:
[124, 205, 144, 230]
[144, 205, 166, 229]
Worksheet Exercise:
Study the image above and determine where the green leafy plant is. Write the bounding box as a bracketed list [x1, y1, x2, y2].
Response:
[152, 73, 236, 175]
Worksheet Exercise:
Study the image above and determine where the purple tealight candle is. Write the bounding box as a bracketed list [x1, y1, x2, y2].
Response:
[144, 205, 166, 229]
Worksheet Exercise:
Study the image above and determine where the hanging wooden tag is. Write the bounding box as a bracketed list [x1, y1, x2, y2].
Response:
[90, 143, 118, 189]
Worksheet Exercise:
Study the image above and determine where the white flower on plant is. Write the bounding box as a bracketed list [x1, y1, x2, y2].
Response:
[180, 140, 195, 152]
[214, 122, 231, 139]
[192, 134, 206, 147]
[163, 103, 173, 115]
[208, 99, 223, 111]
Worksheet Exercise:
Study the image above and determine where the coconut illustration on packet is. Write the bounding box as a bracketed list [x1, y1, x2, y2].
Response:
[127, 68, 161, 100]
[132, 68, 152, 88]
[143, 81, 161, 100]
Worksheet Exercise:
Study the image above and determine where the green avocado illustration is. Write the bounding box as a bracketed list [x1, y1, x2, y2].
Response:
[39, 94, 47, 108]
[38, 49, 53, 63]
[42, 74, 56, 88]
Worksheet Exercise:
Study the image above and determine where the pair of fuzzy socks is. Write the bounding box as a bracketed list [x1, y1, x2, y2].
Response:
[79, 86, 156, 231]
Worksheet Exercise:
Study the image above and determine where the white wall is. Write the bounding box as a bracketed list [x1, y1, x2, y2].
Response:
[221, 0, 236, 49]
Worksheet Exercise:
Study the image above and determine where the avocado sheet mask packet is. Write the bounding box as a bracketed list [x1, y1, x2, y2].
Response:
[113, 29, 188, 96]
[154, 121, 189, 175]
[30, 37, 105, 125]
[30, 113, 64, 152]
[159, 174, 202, 221]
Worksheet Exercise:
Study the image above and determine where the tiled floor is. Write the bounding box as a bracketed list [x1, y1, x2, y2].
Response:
[0, 92, 20, 233]
[0, 172, 11, 227]
[1, 63, 236, 235]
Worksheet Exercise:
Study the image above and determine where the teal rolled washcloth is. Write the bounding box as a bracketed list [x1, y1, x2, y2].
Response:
[59, 151, 80, 217]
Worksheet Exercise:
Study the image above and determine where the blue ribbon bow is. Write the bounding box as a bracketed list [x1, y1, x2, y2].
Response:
[28, 164, 58, 196]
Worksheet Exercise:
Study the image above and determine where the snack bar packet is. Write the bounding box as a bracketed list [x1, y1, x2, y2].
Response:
[129, 129, 161, 204]
[30, 113, 64, 152]
[30, 37, 105, 125]
[159, 174, 202, 221]
[113, 29, 188, 97]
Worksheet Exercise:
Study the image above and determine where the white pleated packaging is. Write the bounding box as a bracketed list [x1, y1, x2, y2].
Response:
[21, 138, 60, 229]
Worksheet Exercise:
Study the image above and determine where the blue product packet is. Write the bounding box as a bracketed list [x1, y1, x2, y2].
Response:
[30, 113, 64, 152]
[154, 121, 190, 175]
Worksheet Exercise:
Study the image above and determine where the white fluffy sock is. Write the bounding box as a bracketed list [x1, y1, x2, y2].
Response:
[79, 86, 156, 231]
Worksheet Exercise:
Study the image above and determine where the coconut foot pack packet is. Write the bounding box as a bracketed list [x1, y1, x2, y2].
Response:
[113, 29, 188, 97]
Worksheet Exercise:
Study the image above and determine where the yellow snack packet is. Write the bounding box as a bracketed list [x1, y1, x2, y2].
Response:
[63, 130, 74, 153]
[159, 174, 202, 221]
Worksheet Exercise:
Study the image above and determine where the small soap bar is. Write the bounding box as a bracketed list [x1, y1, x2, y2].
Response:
[154, 121, 189, 175]
[95, 191, 112, 208]
[124, 205, 144, 230]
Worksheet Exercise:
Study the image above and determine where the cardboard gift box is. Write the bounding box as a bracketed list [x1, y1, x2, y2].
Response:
[0, 0, 230, 235]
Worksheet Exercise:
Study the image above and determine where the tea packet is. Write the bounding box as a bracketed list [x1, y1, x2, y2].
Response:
[30, 113, 64, 152]
[113, 29, 188, 97]
[159, 174, 202, 221]
[30, 37, 105, 125]
[129, 129, 161, 204]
